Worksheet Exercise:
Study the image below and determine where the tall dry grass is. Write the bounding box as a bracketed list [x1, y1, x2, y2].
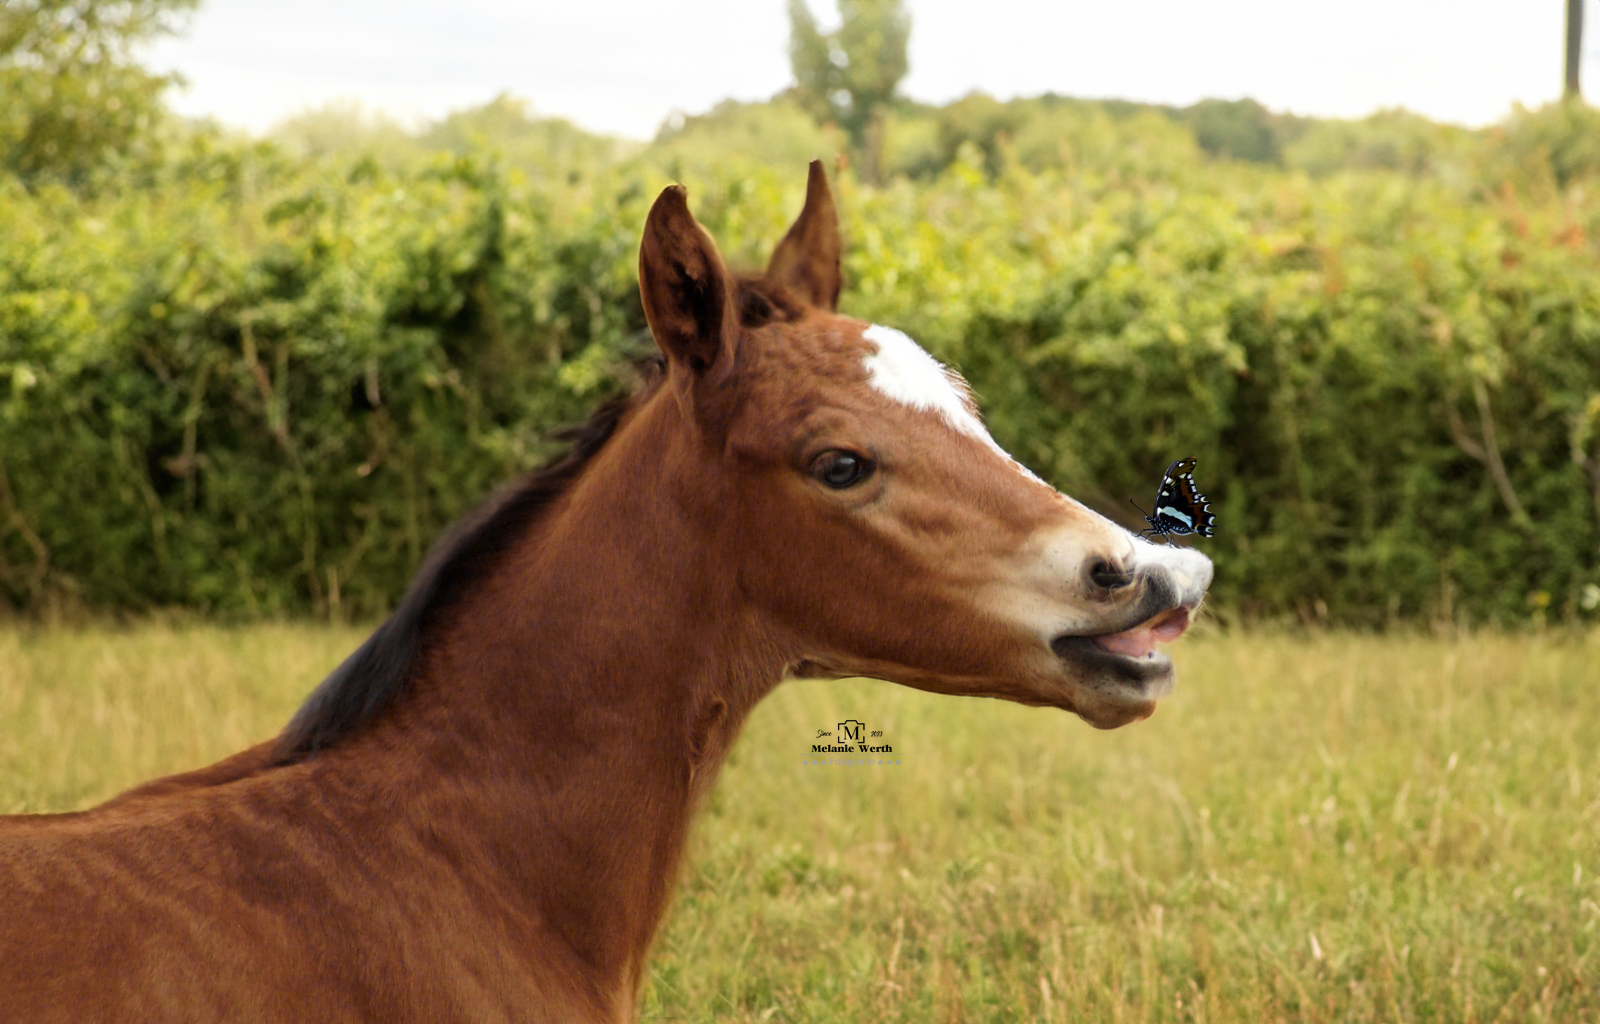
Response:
[2, 624, 1595, 1021]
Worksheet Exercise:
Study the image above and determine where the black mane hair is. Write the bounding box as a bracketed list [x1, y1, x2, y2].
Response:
[275, 267, 796, 763]
[735, 274, 807, 328]
[274, 358, 665, 762]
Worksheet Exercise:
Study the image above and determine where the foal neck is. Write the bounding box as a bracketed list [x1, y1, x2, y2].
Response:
[382, 391, 780, 998]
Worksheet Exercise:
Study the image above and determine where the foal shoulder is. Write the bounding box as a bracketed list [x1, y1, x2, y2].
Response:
[90, 741, 281, 813]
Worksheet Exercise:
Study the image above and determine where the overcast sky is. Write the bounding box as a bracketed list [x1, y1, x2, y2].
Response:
[144, 1, 1595, 140]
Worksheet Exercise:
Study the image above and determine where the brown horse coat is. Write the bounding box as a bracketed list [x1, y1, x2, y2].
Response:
[0, 163, 1212, 1023]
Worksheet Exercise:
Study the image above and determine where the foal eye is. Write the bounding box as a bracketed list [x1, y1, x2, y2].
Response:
[811, 450, 876, 490]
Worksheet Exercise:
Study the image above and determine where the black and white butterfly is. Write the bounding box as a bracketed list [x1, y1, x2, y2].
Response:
[1130, 457, 1215, 542]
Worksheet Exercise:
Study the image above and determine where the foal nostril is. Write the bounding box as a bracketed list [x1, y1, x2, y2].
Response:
[1089, 560, 1135, 592]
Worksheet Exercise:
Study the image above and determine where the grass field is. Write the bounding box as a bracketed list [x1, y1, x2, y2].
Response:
[1, 623, 1596, 1022]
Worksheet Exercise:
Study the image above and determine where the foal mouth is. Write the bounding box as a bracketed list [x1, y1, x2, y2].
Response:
[1050, 605, 1196, 686]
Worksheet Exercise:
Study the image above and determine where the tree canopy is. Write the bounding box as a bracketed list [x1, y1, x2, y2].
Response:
[0, 0, 198, 183]
[788, 0, 909, 177]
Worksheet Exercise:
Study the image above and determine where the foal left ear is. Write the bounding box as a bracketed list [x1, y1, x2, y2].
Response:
[639, 184, 738, 377]
[766, 160, 842, 311]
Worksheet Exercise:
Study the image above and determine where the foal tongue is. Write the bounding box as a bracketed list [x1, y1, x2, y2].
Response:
[1091, 608, 1191, 658]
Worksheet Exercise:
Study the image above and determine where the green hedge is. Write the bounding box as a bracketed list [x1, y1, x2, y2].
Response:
[3, 143, 1598, 625]
[1, 148, 652, 617]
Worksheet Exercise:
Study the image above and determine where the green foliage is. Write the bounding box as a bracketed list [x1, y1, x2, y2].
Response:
[880, 94, 1496, 183]
[1178, 97, 1286, 164]
[268, 95, 639, 180]
[268, 100, 420, 168]
[1482, 99, 1600, 189]
[928, 92, 1018, 178]
[876, 105, 943, 179]
[881, 94, 1204, 182]
[1284, 108, 1478, 179]
[418, 94, 638, 178]
[842, 164, 1600, 625]
[1009, 101, 1201, 179]
[0, 141, 655, 616]
[5, 91, 1600, 625]
[0, 0, 198, 184]
[648, 98, 846, 188]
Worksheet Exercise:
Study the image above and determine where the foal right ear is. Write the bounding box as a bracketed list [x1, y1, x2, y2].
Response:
[639, 184, 738, 377]
[765, 160, 841, 311]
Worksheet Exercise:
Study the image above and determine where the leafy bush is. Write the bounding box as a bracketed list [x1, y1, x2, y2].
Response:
[267, 101, 421, 168]
[1284, 108, 1477, 180]
[0, 0, 198, 186]
[1178, 97, 1285, 164]
[881, 95, 1203, 182]
[3, 121, 1599, 626]
[1, 145, 651, 616]
[1480, 99, 1600, 190]
[647, 98, 845, 187]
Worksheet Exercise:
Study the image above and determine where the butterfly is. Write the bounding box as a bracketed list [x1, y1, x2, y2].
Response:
[1130, 457, 1215, 542]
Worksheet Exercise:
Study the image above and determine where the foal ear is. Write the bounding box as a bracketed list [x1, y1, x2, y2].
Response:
[765, 160, 842, 311]
[639, 184, 738, 376]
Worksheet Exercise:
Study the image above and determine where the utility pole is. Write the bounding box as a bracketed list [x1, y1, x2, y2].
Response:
[1566, 0, 1584, 99]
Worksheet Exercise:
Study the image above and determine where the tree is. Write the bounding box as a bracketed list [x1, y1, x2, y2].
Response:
[788, 0, 910, 179]
[1181, 98, 1283, 165]
[1566, 0, 1584, 99]
[420, 94, 629, 175]
[0, 0, 199, 184]
[269, 100, 420, 166]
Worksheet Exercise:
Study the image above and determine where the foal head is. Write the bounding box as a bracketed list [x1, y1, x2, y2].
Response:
[637, 163, 1211, 729]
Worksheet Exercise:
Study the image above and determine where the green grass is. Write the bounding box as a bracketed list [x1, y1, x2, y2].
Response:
[2, 624, 1596, 1022]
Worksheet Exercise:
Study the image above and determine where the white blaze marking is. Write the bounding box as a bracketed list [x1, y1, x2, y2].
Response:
[862, 324, 1050, 488]
[861, 324, 986, 440]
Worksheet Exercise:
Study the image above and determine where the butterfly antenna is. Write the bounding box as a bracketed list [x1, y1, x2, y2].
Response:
[1129, 498, 1178, 544]
[1128, 497, 1156, 538]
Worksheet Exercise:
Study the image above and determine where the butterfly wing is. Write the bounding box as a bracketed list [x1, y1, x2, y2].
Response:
[1177, 473, 1215, 538]
[1133, 457, 1216, 540]
[1151, 457, 1214, 537]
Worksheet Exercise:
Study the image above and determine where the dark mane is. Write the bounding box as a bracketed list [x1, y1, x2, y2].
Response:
[275, 273, 797, 764]
[735, 274, 808, 328]
[275, 360, 664, 762]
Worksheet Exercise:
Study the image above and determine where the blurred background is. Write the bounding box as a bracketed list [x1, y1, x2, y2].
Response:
[6, 7, 1600, 1021]
[3, 0, 1600, 627]
[140, 1, 1580, 140]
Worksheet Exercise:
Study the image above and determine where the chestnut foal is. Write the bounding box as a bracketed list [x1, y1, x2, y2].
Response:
[0, 163, 1211, 1022]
